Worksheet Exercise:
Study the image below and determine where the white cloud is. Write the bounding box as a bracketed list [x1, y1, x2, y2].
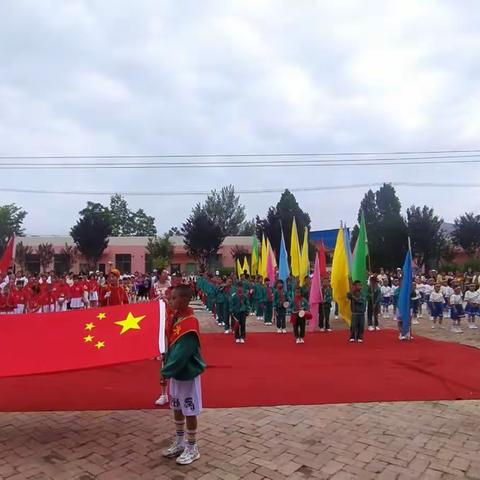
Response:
[0, 0, 480, 235]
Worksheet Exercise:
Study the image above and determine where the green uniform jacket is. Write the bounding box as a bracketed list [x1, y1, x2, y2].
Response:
[161, 332, 206, 381]
[347, 292, 367, 314]
[367, 286, 382, 305]
[322, 287, 333, 303]
[273, 289, 289, 309]
[231, 293, 250, 314]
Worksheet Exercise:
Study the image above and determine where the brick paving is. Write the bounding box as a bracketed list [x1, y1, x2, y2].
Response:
[1, 302, 479, 479]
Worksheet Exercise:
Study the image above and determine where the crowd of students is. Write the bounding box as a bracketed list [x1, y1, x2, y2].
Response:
[195, 266, 480, 344]
[0, 268, 195, 314]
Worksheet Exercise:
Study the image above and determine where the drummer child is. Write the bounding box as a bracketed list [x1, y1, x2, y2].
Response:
[290, 286, 312, 343]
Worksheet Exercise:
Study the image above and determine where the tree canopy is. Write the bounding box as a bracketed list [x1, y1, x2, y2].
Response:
[351, 184, 408, 269]
[70, 202, 112, 267]
[256, 189, 311, 261]
[146, 234, 174, 271]
[182, 209, 224, 272]
[406, 205, 446, 269]
[453, 212, 480, 255]
[0, 203, 27, 255]
[109, 194, 157, 236]
[193, 185, 249, 237]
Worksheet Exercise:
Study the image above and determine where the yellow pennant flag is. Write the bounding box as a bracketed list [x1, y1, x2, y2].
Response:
[242, 256, 250, 275]
[331, 227, 352, 325]
[260, 234, 268, 278]
[236, 258, 243, 278]
[299, 226, 309, 286]
[290, 218, 301, 277]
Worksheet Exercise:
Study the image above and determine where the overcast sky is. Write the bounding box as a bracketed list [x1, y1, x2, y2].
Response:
[1, 0, 480, 235]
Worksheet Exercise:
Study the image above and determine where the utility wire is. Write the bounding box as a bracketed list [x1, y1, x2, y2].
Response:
[1, 148, 480, 160]
[1, 154, 480, 169]
[2, 182, 480, 196]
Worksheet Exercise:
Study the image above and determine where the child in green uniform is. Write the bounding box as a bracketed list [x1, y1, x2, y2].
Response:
[367, 276, 382, 331]
[253, 275, 265, 320]
[162, 285, 206, 465]
[291, 286, 311, 343]
[274, 279, 288, 333]
[319, 278, 333, 331]
[263, 278, 273, 325]
[347, 280, 367, 343]
[231, 283, 250, 343]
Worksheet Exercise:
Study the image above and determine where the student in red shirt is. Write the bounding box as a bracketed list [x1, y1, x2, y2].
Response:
[87, 273, 99, 308]
[100, 269, 129, 306]
[69, 276, 85, 309]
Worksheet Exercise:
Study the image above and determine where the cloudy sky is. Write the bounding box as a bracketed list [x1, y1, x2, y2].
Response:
[1, 0, 480, 235]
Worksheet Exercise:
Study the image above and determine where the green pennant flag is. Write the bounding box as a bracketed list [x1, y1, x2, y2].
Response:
[351, 211, 368, 289]
[251, 235, 259, 276]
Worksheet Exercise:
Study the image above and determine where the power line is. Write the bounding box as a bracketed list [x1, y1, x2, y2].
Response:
[2, 182, 480, 196]
[1, 154, 480, 169]
[1, 148, 480, 160]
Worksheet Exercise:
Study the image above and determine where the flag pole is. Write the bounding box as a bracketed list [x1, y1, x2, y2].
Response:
[408, 236, 413, 340]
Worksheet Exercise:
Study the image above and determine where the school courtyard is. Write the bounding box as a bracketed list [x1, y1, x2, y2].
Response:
[0, 310, 479, 480]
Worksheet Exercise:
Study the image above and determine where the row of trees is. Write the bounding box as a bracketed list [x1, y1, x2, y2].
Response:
[4, 183, 480, 274]
[14, 242, 79, 273]
[351, 183, 480, 270]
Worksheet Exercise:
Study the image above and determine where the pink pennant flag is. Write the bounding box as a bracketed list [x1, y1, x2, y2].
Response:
[318, 241, 327, 278]
[308, 252, 323, 332]
[266, 243, 276, 284]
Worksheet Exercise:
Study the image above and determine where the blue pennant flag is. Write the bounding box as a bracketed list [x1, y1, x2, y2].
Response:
[278, 228, 290, 291]
[398, 249, 413, 337]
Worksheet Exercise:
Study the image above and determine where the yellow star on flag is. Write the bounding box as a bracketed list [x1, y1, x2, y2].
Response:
[115, 312, 146, 334]
[84, 335, 94, 343]
[97, 312, 106, 320]
[95, 341, 105, 349]
[85, 322, 95, 331]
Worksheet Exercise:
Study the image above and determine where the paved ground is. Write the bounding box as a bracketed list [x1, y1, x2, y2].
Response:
[1, 303, 479, 480]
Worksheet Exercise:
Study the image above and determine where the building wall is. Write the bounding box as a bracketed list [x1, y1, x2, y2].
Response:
[14, 236, 252, 274]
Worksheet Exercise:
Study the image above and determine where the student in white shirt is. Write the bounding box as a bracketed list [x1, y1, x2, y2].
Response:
[380, 282, 392, 318]
[440, 280, 453, 318]
[411, 283, 421, 325]
[423, 279, 435, 317]
[464, 284, 478, 329]
[430, 284, 445, 328]
[449, 286, 464, 333]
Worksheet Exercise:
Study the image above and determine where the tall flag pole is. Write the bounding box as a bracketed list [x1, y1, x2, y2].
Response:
[251, 235, 259, 276]
[309, 252, 322, 332]
[236, 258, 242, 279]
[331, 226, 352, 325]
[351, 211, 368, 293]
[0, 236, 14, 276]
[278, 223, 290, 291]
[242, 256, 250, 276]
[299, 226, 310, 286]
[398, 238, 413, 340]
[290, 217, 301, 278]
[260, 234, 268, 278]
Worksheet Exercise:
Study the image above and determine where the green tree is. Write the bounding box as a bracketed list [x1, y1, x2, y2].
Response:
[61, 243, 79, 272]
[15, 241, 33, 272]
[109, 194, 156, 236]
[351, 184, 407, 269]
[256, 189, 311, 262]
[146, 234, 174, 271]
[0, 204, 27, 255]
[182, 210, 224, 272]
[453, 212, 480, 255]
[37, 243, 55, 273]
[70, 202, 112, 268]
[238, 218, 256, 236]
[406, 205, 446, 269]
[194, 185, 246, 236]
[168, 226, 181, 236]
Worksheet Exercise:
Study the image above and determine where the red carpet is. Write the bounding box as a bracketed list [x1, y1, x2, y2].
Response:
[1, 330, 480, 412]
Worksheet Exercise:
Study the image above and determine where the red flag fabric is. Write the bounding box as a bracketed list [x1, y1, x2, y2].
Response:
[0, 301, 160, 377]
[0, 237, 14, 275]
[318, 241, 327, 278]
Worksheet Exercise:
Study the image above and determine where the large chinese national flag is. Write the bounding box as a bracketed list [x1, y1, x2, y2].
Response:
[0, 301, 160, 377]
